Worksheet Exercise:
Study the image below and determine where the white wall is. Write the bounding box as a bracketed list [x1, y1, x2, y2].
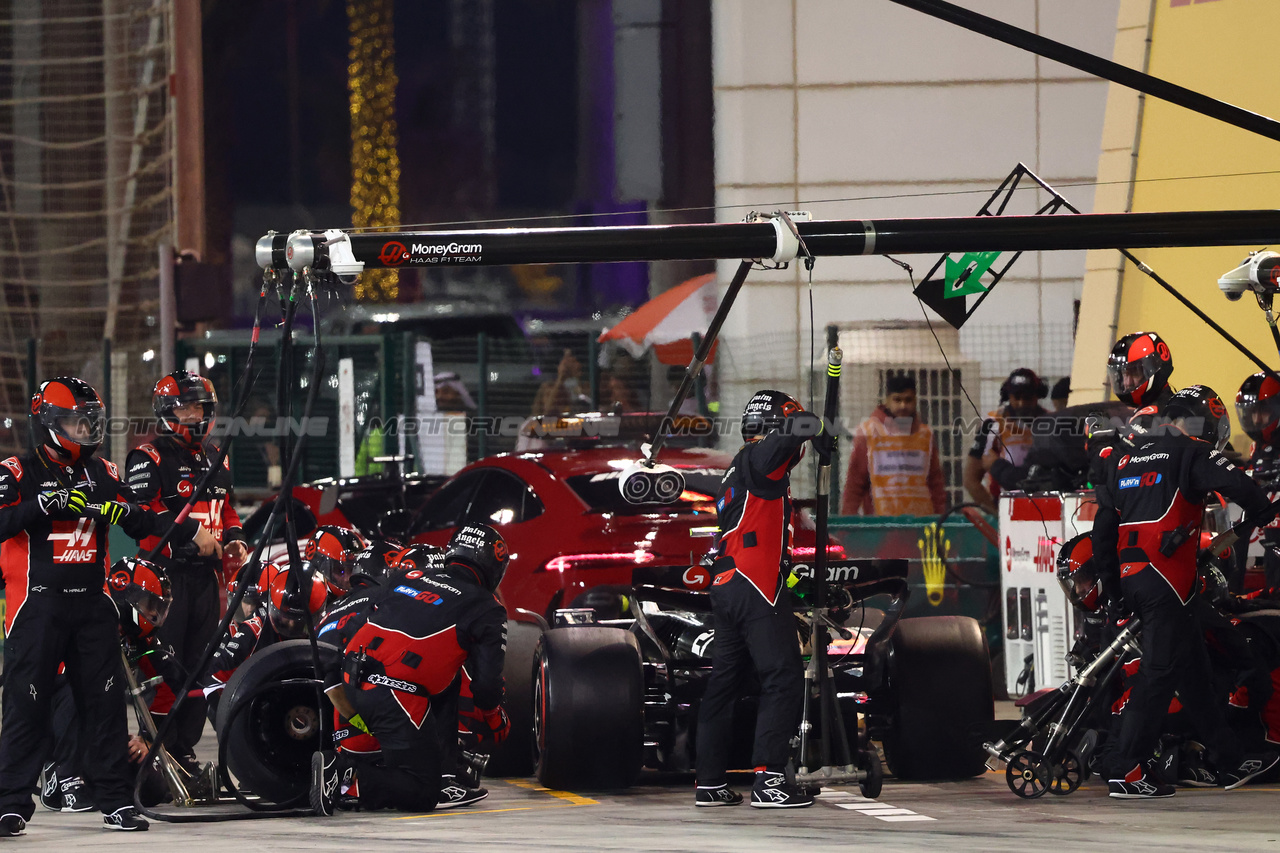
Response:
[711, 0, 1120, 423]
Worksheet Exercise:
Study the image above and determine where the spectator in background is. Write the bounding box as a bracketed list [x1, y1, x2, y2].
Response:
[531, 350, 591, 416]
[964, 367, 1049, 514]
[1051, 376, 1071, 411]
[600, 354, 641, 413]
[841, 374, 947, 516]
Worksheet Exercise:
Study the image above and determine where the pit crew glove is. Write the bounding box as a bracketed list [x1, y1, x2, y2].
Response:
[348, 713, 371, 736]
[38, 488, 88, 518]
[475, 706, 510, 746]
[98, 501, 132, 526]
[811, 419, 837, 461]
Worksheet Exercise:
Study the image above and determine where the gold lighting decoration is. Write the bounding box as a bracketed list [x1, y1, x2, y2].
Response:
[347, 0, 402, 301]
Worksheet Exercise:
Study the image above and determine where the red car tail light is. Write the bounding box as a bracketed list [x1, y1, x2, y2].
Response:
[542, 551, 657, 572]
[790, 543, 847, 560]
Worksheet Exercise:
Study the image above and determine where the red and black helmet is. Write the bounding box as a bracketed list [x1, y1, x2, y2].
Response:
[31, 377, 105, 463]
[1056, 532, 1102, 613]
[1237, 371, 1280, 445]
[109, 556, 173, 639]
[1108, 332, 1173, 407]
[1165, 385, 1231, 451]
[741, 390, 803, 441]
[390, 543, 446, 576]
[350, 539, 404, 587]
[305, 525, 368, 596]
[153, 370, 217, 449]
[445, 524, 509, 591]
[266, 565, 328, 638]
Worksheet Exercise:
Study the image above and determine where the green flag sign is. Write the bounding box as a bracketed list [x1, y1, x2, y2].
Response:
[944, 250, 1000, 299]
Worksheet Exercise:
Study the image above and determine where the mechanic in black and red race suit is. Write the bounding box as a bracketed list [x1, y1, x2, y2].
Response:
[0, 377, 218, 835]
[127, 370, 249, 766]
[694, 390, 833, 810]
[1092, 385, 1280, 799]
[311, 524, 509, 816]
[199, 562, 327, 718]
[1236, 371, 1280, 590]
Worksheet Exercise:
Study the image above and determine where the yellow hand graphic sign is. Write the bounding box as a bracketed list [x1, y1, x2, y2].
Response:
[918, 522, 950, 607]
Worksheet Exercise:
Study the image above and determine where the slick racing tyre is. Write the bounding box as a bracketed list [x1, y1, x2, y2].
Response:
[533, 626, 644, 790]
[485, 620, 542, 777]
[882, 615, 993, 780]
[215, 640, 340, 804]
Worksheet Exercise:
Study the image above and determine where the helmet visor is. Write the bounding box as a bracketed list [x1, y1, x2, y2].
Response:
[123, 580, 172, 628]
[1238, 395, 1280, 442]
[312, 554, 353, 593]
[1058, 563, 1101, 613]
[48, 405, 105, 447]
[1108, 359, 1155, 396]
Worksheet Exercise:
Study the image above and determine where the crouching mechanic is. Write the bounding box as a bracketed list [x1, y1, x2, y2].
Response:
[312, 524, 510, 815]
[694, 390, 833, 809]
[0, 377, 217, 834]
[1092, 386, 1280, 799]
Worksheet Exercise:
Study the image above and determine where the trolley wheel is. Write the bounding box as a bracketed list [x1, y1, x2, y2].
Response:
[1047, 751, 1084, 796]
[1006, 751, 1051, 799]
[859, 749, 884, 800]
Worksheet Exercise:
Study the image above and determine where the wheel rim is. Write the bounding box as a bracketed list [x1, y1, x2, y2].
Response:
[1006, 751, 1051, 799]
[532, 657, 548, 771]
[1047, 752, 1083, 795]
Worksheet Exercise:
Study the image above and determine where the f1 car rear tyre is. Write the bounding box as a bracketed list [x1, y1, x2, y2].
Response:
[533, 626, 644, 791]
[215, 640, 340, 804]
[882, 615, 993, 780]
[485, 620, 542, 777]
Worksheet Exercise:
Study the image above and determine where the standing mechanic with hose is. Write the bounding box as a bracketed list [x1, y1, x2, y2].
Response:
[0, 377, 217, 834]
[1092, 386, 1280, 799]
[127, 370, 249, 771]
[693, 390, 834, 810]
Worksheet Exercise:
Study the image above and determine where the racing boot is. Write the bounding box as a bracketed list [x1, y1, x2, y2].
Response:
[337, 768, 361, 812]
[1174, 742, 1217, 788]
[749, 769, 814, 809]
[60, 776, 96, 813]
[1220, 750, 1280, 791]
[0, 815, 26, 837]
[1107, 762, 1175, 799]
[436, 775, 488, 809]
[103, 806, 149, 831]
[694, 783, 743, 807]
[311, 751, 338, 817]
[39, 763, 62, 812]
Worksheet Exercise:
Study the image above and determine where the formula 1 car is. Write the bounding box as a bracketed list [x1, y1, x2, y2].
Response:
[519, 557, 994, 790]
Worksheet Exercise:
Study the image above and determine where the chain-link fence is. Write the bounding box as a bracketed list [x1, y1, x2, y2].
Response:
[0, 0, 173, 457]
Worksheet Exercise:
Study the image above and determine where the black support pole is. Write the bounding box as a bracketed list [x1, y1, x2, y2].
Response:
[264, 210, 1280, 272]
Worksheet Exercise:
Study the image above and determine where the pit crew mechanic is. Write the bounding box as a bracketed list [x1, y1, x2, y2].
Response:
[1091, 386, 1280, 799]
[694, 390, 834, 810]
[1237, 371, 1280, 589]
[964, 368, 1050, 514]
[313, 524, 510, 815]
[0, 377, 217, 835]
[127, 370, 249, 768]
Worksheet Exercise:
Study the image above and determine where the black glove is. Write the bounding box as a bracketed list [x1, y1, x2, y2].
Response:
[811, 418, 837, 460]
[38, 488, 88, 519]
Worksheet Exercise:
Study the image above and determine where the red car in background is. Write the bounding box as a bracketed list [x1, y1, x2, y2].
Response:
[404, 442, 838, 621]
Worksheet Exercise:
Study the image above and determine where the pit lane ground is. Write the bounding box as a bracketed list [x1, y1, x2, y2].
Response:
[14, 765, 1280, 851]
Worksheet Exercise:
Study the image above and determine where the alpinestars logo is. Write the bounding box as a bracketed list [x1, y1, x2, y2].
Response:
[757, 788, 789, 803]
[1131, 779, 1158, 795]
[366, 673, 419, 693]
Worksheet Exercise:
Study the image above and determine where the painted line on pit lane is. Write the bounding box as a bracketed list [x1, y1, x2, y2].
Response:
[816, 791, 935, 822]
[504, 776, 599, 806]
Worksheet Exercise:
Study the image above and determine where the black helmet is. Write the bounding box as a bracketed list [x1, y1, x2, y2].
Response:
[31, 377, 105, 464]
[392, 543, 446, 576]
[108, 556, 173, 639]
[741, 390, 803, 441]
[305, 525, 368, 596]
[1165, 385, 1231, 450]
[999, 368, 1048, 401]
[153, 370, 217, 449]
[444, 524, 509, 591]
[1108, 332, 1173, 407]
[349, 539, 403, 587]
[1056, 532, 1102, 613]
[1237, 372, 1280, 445]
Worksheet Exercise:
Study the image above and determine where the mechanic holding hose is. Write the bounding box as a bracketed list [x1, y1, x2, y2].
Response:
[694, 390, 833, 810]
[0, 377, 217, 835]
[1092, 386, 1280, 799]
